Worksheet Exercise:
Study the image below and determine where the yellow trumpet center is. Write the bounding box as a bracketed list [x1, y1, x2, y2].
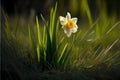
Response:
[66, 20, 74, 29]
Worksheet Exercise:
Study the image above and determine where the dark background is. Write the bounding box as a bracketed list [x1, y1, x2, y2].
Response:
[1, 0, 120, 18]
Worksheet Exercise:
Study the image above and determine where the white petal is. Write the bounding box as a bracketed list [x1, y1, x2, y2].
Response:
[66, 30, 72, 37]
[72, 28, 77, 33]
[66, 12, 71, 20]
[72, 18, 78, 24]
[63, 27, 71, 37]
[72, 25, 78, 33]
[59, 16, 67, 25]
[63, 26, 68, 34]
[75, 25, 78, 29]
[63, 27, 67, 34]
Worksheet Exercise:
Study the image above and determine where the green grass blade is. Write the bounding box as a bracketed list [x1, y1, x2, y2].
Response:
[43, 25, 47, 48]
[106, 21, 120, 34]
[37, 45, 40, 62]
[96, 22, 100, 39]
[36, 16, 42, 46]
[50, 3, 57, 42]
[58, 43, 68, 63]
[28, 26, 33, 49]
[81, 0, 93, 26]
[50, 8, 54, 41]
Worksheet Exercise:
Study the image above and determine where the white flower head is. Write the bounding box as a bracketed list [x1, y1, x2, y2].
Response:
[59, 12, 78, 37]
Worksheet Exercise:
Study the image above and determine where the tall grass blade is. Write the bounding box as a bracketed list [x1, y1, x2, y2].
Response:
[106, 21, 120, 34]
[36, 16, 42, 46]
[37, 45, 40, 62]
[58, 43, 68, 63]
[80, 0, 93, 26]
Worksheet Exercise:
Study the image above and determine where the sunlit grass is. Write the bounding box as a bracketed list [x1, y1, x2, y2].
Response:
[1, 1, 120, 80]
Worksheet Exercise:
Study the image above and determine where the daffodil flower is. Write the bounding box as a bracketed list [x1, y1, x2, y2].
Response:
[59, 12, 78, 37]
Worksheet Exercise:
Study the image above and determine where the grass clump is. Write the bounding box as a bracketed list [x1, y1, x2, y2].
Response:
[1, 1, 120, 80]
